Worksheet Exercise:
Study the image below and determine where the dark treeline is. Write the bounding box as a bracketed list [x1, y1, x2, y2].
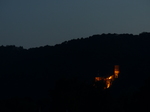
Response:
[0, 32, 150, 111]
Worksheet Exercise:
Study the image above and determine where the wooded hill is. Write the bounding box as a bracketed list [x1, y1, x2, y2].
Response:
[0, 32, 150, 99]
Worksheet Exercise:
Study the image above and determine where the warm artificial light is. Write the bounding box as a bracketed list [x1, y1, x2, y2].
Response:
[94, 65, 119, 89]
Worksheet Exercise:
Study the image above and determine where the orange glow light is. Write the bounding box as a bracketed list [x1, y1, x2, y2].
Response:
[108, 75, 113, 80]
[94, 65, 120, 89]
[106, 79, 111, 88]
[114, 65, 119, 78]
[95, 77, 103, 82]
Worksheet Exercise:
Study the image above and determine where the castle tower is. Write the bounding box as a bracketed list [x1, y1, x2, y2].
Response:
[114, 65, 119, 78]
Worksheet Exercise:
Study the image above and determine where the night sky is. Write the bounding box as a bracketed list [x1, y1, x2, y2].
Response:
[1, 0, 150, 48]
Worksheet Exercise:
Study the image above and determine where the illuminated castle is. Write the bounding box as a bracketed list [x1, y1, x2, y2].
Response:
[93, 65, 119, 89]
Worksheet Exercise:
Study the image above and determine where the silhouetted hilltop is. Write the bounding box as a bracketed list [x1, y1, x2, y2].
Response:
[0, 32, 150, 99]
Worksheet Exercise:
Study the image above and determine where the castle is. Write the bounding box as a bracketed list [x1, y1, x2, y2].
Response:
[93, 65, 119, 89]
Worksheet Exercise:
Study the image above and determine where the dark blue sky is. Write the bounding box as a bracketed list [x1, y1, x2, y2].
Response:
[0, 0, 150, 48]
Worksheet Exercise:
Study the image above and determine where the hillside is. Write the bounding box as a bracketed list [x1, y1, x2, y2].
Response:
[0, 32, 150, 99]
